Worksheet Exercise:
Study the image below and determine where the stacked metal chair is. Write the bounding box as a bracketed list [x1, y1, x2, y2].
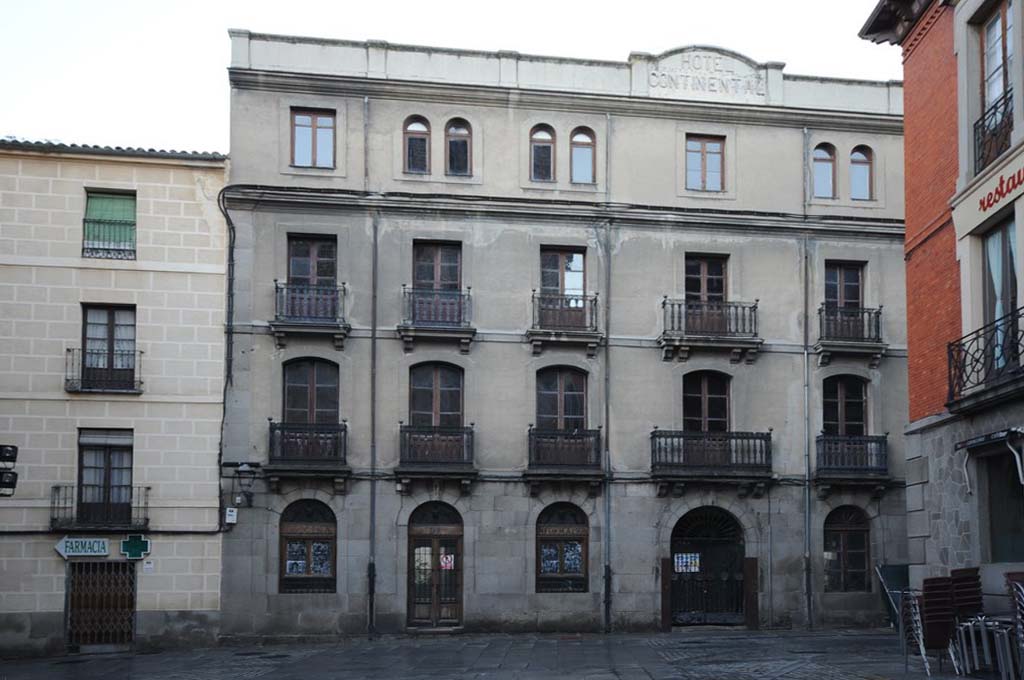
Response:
[948, 567, 1016, 679]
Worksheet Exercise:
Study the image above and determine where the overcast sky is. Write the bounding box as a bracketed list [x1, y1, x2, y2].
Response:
[1, 0, 901, 153]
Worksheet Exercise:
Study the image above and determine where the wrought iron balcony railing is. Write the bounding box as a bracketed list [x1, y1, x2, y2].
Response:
[528, 427, 601, 469]
[399, 425, 474, 466]
[50, 484, 150, 530]
[268, 422, 347, 467]
[818, 305, 883, 343]
[82, 218, 136, 260]
[402, 286, 472, 327]
[650, 430, 772, 475]
[532, 292, 599, 332]
[274, 281, 346, 324]
[65, 348, 143, 393]
[948, 305, 1024, 402]
[662, 298, 759, 337]
[975, 89, 1013, 176]
[815, 434, 888, 477]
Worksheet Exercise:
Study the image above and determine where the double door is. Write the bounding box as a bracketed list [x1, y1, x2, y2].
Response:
[408, 532, 462, 627]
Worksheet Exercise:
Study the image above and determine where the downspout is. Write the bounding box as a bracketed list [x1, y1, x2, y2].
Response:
[801, 126, 814, 629]
[602, 112, 613, 633]
[216, 183, 237, 533]
[365, 95, 378, 639]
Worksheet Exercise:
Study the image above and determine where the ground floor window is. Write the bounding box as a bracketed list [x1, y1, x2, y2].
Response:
[279, 499, 336, 593]
[986, 452, 1024, 562]
[536, 503, 589, 593]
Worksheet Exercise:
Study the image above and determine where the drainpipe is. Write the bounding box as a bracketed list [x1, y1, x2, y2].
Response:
[602, 112, 613, 633]
[365, 96, 378, 639]
[801, 125, 814, 630]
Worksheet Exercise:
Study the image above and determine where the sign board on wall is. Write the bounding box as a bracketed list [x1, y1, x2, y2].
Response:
[646, 48, 768, 105]
[55, 537, 109, 559]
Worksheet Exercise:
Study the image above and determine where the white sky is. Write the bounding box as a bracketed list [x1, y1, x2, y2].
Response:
[1, 0, 902, 154]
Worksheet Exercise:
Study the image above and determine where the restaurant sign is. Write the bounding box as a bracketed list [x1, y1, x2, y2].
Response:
[978, 164, 1024, 213]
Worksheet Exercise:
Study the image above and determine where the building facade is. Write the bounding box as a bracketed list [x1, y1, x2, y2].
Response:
[863, 0, 1024, 609]
[218, 32, 910, 636]
[0, 141, 227, 654]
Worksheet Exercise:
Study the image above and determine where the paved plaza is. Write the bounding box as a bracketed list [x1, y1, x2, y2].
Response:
[3, 629, 958, 680]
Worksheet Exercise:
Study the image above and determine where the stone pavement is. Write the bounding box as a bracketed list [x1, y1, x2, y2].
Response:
[2, 629, 960, 679]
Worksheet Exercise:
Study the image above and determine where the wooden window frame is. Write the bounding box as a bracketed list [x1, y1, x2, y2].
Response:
[824, 261, 864, 308]
[540, 248, 586, 295]
[813, 144, 837, 199]
[409, 363, 464, 428]
[81, 303, 136, 366]
[850, 146, 874, 201]
[77, 430, 133, 520]
[404, 116, 431, 175]
[536, 367, 588, 431]
[570, 127, 596, 185]
[444, 119, 472, 177]
[535, 504, 589, 593]
[980, 0, 1013, 109]
[685, 134, 725, 192]
[279, 501, 337, 594]
[530, 124, 557, 182]
[282, 358, 339, 425]
[682, 371, 730, 433]
[823, 376, 867, 436]
[413, 241, 462, 290]
[290, 108, 336, 169]
[824, 507, 870, 593]
[684, 254, 728, 303]
[287, 236, 338, 286]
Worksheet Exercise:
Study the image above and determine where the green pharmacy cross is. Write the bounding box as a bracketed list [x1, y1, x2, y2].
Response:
[120, 534, 151, 560]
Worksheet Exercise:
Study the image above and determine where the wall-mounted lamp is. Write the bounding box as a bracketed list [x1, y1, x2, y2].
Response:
[236, 463, 257, 507]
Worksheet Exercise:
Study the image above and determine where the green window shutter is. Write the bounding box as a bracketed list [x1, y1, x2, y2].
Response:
[84, 193, 136, 258]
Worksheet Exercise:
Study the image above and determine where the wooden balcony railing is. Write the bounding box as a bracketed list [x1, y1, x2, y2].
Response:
[268, 422, 347, 467]
[947, 304, 1024, 402]
[50, 484, 150, 530]
[528, 427, 601, 469]
[65, 348, 143, 393]
[402, 286, 472, 327]
[818, 305, 883, 343]
[662, 298, 759, 338]
[274, 281, 346, 324]
[650, 430, 772, 476]
[815, 434, 888, 477]
[975, 89, 1013, 175]
[532, 292, 599, 332]
[399, 425, 474, 467]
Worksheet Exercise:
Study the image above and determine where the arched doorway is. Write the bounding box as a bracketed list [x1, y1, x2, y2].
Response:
[669, 506, 745, 625]
[408, 501, 463, 627]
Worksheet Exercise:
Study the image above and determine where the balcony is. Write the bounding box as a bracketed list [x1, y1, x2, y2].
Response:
[526, 292, 603, 357]
[975, 89, 1013, 176]
[658, 298, 762, 363]
[269, 281, 351, 350]
[814, 434, 890, 498]
[650, 429, 772, 497]
[50, 484, 150, 531]
[265, 422, 350, 492]
[396, 286, 476, 354]
[82, 218, 136, 260]
[524, 427, 603, 496]
[947, 305, 1024, 413]
[397, 425, 476, 493]
[64, 348, 143, 394]
[814, 305, 886, 367]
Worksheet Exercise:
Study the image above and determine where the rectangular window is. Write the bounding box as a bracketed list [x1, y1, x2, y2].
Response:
[983, 1, 1014, 110]
[685, 135, 724, 192]
[82, 305, 137, 391]
[83, 192, 136, 259]
[986, 452, 1024, 562]
[983, 219, 1019, 324]
[825, 262, 863, 309]
[684, 255, 727, 302]
[291, 109, 335, 168]
[77, 429, 133, 526]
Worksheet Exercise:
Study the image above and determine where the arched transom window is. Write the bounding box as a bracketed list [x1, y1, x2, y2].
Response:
[280, 499, 337, 593]
[850, 146, 873, 200]
[570, 127, 595, 184]
[824, 506, 869, 592]
[530, 124, 556, 182]
[445, 118, 472, 176]
[404, 116, 430, 174]
[813, 143, 836, 199]
[536, 503, 589, 593]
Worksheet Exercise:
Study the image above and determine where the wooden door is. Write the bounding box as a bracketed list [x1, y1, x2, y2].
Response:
[413, 243, 462, 325]
[408, 529, 463, 627]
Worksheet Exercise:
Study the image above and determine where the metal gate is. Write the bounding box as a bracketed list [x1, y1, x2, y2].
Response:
[670, 507, 745, 625]
[67, 561, 136, 647]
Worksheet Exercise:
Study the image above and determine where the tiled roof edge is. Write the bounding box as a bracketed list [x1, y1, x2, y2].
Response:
[0, 138, 227, 162]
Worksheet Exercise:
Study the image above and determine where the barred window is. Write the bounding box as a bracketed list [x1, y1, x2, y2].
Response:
[536, 503, 589, 593]
[279, 500, 337, 593]
[83, 191, 135, 259]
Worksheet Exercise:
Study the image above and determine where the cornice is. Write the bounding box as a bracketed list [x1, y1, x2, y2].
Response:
[228, 69, 904, 135]
[221, 185, 905, 240]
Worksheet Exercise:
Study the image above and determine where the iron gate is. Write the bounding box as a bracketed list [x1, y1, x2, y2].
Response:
[670, 507, 745, 625]
[67, 561, 136, 646]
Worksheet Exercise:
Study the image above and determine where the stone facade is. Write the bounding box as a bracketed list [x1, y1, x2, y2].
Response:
[0, 141, 227, 655]
[220, 33, 909, 636]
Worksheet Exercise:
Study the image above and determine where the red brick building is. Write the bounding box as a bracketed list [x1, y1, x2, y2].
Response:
[863, 0, 1024, 601]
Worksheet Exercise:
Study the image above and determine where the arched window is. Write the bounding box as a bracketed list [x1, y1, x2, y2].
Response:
[823, 375, 866, 436]
[813, 143, 836, 199]
[530, 124, 556, 182]
[283, 359, 339, 424]
[445, 119, 471, 176]
[536, 366, 586, 431]
[408, 502, 463, 626]
[824, 506, 869, 592]
[570, 127, 595, 184]
[683, 371, 729, 432]
[404, 116, 430, 174]
[409, 363, 463, 427]
[280, 499, 336, 593]
[850, 146, 873, 200]
[536, 503, 589, 593]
